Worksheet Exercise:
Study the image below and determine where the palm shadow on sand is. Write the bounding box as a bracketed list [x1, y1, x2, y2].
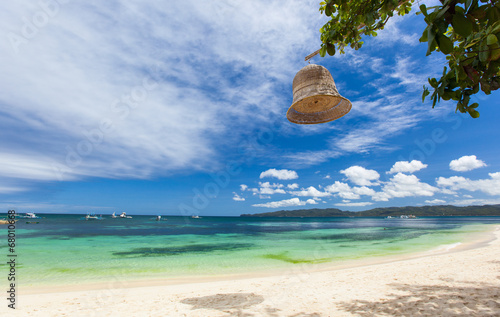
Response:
[337, 282, 500, 316]
[181, 292, 321, 317]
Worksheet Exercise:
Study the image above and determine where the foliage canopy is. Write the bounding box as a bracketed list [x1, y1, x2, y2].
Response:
[318, 0, 500, 118]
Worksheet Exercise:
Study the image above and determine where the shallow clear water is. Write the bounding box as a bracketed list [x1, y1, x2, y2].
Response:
[2, 214, 499, 287]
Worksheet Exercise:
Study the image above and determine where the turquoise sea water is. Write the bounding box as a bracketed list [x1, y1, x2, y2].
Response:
[2, 214, 499, 288]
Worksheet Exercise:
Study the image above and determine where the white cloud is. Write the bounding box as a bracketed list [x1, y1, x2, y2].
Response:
[449, 198, 500, 206]
[325, 181, 361, 200]
[425, 199, 446, 204]
[381, 173, 439, 198]
[388, 160, 428, 174]
[252, 198, 316, 208]
[240, 184, 248, 191]
[232, 193, 245, 201]
[449, 155, 487, 172]
[260, 169, 298, 180]
[249, 182, 286, 195]
[436, 172, 500, 195]
[287, 183, 299, 190]
[289, 186, 331, 198]
[0, 153, 80, 181]
[0, 185, 28, 194]
[340, 166, 380, 186]
[283, 150, 341, 168]
[388, 56, 429, 91]
[335, 202, 373, 207]
[353, 186, 377, 196]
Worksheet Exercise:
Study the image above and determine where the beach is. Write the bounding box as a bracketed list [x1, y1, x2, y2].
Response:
[5, 225, 500, 316]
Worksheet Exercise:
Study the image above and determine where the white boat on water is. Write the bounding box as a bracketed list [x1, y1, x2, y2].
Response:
[111, 212, 117, 218]
[191, 215, 201, 219]
[85, 213, 103, 220]
[21, 212, 41, 219]
[386, 216, 395, 219]
[120, 212, 132, 219]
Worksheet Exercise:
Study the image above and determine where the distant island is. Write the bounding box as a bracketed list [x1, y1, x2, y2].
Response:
[240, 204, 500, 217]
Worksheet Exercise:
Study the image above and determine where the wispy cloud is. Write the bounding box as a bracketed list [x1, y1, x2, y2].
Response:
[0, 0, 321, 190]
[335, 201, 374, 207]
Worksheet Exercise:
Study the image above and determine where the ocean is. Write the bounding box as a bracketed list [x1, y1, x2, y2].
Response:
[2, 214, 500, 288]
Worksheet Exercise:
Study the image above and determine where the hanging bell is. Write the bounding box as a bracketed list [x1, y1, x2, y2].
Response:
[287, 64, 352, 124]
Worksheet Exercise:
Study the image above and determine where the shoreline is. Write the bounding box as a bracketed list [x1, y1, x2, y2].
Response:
[19, 224, 498, 296]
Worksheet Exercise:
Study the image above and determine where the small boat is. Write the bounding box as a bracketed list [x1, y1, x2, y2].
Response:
[400, 215, 409, 219]
[119, 212, 132, 219]
[385, 216, 395, 219]
[156, 215, 162, 221]
[21, 212, 41, 219]
[85, 213, 103, 220]
[111, 212, 117, 218]
[191, 215, 201, 219]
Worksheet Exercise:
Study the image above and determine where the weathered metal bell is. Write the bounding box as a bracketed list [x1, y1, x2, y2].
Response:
[287, 64, 352, 124]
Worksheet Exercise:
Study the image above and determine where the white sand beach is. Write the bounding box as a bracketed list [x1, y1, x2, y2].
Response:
[6, 225, 500, 316]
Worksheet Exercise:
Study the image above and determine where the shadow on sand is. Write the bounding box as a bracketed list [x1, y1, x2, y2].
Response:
[337, 282, 500, 316]
[181, 292, 321, 317]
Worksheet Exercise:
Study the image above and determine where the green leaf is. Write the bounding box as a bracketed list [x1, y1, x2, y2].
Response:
[492, 21, 500, 34]
[487, 34, 498, 45]
[419, 4, 428, 16]
[365, 12, 375, 25]
[470, 102, 479, 109]
[420, 28, 428, 42]
[326, 43, 336, 56]
[319, 46, 326, 57]
[489, 42, 500, 60]
[465, 0, 473, 13]
[480, 80, 492, 94]
[442, 91, 452, 100]
[436, 34, 453, 54]
[325, 5, 332, 17]
[468, 109, 480, 118]
[426, 27, 437, 56]
[451, 14, 473, 38]
[479, 42, 489, 62]
[428, 77, 438, 88]
[422, 86, 430, 102]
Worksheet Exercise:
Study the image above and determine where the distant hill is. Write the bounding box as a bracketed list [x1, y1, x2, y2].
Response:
[240, 205, 500, 217]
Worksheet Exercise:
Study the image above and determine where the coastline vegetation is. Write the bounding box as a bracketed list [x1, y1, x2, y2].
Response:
[240, 204, 500, 217]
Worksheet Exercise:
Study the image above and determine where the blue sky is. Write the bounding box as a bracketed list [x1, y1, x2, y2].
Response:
[1, 0, 499, 216]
